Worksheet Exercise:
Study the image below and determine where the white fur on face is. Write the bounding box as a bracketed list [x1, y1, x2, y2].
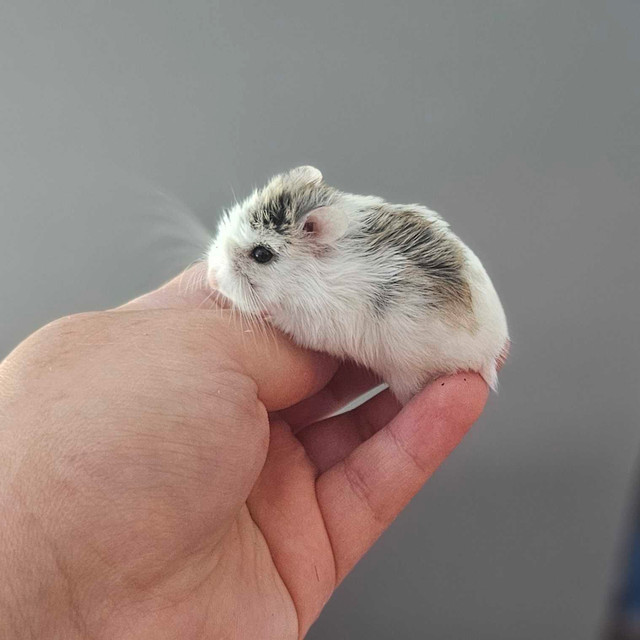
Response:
[207, 205, 294, 316]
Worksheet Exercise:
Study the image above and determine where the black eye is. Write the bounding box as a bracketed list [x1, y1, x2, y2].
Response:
[251, 245, 274, 264]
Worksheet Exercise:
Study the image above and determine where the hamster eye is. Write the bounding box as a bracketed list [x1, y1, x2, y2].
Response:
[250, 245, 274, 264]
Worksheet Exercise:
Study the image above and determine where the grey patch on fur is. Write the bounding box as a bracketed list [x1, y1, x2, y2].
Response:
[360, 205, 474, 323]
[248, 173, 337, 234]
[370, 276, 403, 318]
[247, 169, 475, 328]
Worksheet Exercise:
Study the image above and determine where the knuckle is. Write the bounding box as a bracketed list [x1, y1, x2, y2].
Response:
[386, 426, 430, 475]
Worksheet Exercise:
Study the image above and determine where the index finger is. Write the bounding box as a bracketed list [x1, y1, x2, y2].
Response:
[316, 373, 488, 583]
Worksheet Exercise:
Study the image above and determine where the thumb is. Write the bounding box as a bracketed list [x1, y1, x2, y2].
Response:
[116, 263, 339, 411]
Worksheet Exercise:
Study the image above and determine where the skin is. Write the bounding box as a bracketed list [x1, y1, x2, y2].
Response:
[0, 266, 488, 639]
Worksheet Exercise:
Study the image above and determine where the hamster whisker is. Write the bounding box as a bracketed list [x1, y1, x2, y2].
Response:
[244, 285, 279, 352]
[177, 259, 206, 297]
[228, 182, 240, 209]
[191, 264, 209, 296]
[238, 283, 263, 349]
[196, 289, 218, 310]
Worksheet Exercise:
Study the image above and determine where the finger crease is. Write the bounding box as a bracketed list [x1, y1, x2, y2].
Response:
[341, 460, 387, 527]
[245, 502, 302, 639]
[386, 425, 430, 475]
[313, 483, 340, 593]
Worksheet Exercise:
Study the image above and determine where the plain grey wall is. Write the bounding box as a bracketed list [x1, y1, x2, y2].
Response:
[1, 1, 639, 638]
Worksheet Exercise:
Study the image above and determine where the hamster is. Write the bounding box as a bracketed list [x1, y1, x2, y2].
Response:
[207, 166, 509, 404]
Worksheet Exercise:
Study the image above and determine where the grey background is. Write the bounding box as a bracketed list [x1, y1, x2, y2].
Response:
[1, 1, 639, 638]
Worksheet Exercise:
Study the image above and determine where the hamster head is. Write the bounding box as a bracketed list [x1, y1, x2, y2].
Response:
[207, 166, 349, 316]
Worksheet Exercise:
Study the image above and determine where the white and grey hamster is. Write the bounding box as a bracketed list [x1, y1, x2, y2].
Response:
[208, 166, 509, 404]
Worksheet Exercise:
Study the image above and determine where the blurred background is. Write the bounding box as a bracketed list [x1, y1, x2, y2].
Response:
[1, 1, 639, 638]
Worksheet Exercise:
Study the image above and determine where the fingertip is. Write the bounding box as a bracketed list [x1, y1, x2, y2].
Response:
[422, 372, 489, 420]
[397, 372, 489, 451]
[408, 372, 489, 426]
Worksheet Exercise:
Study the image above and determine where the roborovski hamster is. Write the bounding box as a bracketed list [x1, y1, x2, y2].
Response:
[208, 166, 509, 404]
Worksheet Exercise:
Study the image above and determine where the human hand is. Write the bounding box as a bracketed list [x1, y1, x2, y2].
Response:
[0, 266, 488, 639]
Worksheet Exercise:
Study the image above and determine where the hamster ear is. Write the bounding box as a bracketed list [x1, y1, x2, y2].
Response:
[289, 165, 323, 186]
[302, 206, 348, 244]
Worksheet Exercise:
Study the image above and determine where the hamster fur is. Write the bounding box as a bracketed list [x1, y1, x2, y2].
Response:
[208, 166, 509, 404]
